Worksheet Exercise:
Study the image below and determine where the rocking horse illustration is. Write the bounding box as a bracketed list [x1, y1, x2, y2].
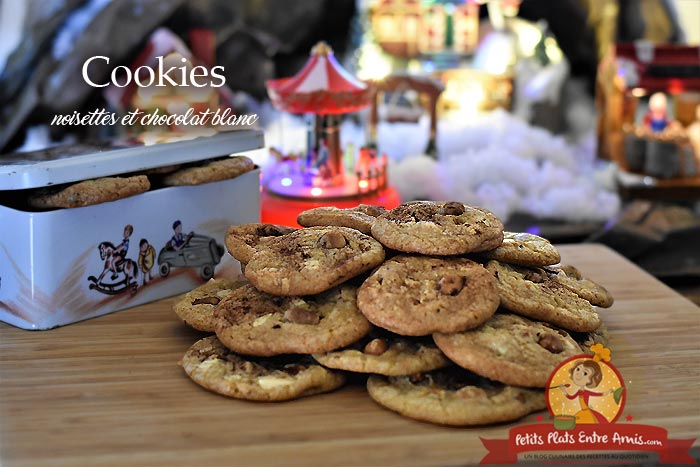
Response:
[88, 241, 139, 296]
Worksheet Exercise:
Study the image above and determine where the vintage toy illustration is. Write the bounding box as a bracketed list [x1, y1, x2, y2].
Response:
[157, 220, 225, 281]
[88, 224, 140, 296]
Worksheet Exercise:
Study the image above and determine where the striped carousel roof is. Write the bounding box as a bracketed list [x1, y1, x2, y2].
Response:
[266, 42, 374, 115]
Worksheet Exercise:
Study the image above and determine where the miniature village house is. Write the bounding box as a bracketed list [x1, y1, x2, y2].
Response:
[597, 43, 700, 180]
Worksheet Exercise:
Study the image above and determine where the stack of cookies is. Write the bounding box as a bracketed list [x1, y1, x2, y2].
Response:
[175, 201, 613, 426]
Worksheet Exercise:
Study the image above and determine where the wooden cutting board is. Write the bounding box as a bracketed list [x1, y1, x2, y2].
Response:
[1, 244, 699, 466]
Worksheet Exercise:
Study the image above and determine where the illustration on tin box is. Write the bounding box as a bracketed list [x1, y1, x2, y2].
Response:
[88, 224, 141, 296]
[157, 220, 224, 281]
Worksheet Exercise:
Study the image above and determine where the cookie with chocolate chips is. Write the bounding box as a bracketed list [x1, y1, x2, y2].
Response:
[370, 201, 504, 255]
[163, 155, 254, 186]
[173, 278, 247, 332]
[481, 232, 561, 267]
[313, 329, 449, 376]
[546, 264, 614, 308]
[367, 367, 546, 426]
[433, 312, 582, 387]
[485, 260, 601, 332]
[28, 175, 150, 209]
[358, 255, 499, 336]
[214, 284, 371, 356]
[244, 226, 385, 296]
[180, 336, 345, 401]
[225, 223, 297, 265]
[297, 204, 387, 234]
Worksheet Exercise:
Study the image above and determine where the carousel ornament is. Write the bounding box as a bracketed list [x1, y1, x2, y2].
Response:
[265, 41, 388, 198]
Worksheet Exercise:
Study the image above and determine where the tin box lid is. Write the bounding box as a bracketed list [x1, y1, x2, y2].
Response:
[0, 130, 264, 190]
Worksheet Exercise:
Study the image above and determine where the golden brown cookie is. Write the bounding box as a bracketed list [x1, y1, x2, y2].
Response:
[163, 156, 254, 186]
[481, 232, 561, 267]
[180, 336, 345, 401]
[358, 255, 499, 336]
[244, 226, 385, 296]
[486, 260, 601, 332]
[370, 201, 504, 255]
[297, 204, 387, 234]
[546, 264, 614, 308]
[367, 368, 546, 426]
[313, 330, 449, 376]
[173, 278, 247, 332]
[28, 175, 150, 209]
[225, 223, 297, 265]
[215, 284, 371, 356]
[433, 312, 583, 387]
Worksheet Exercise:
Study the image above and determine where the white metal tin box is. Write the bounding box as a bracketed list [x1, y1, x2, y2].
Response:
[0, 131, 263, 330]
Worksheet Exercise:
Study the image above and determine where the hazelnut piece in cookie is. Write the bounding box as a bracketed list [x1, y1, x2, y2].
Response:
[438, 274, 465, 296]
[439, 201, 466, 216]
[319, 230, 347, 249]
[364, 338, 389, 355]
[284, 307, 321, 325]
[537, 332, 565, 354]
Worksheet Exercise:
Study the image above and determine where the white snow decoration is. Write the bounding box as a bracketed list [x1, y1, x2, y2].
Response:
[256, 102, 620, 223]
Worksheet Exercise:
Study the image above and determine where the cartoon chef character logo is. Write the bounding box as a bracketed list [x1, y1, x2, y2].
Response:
[546, 344, 626, 430]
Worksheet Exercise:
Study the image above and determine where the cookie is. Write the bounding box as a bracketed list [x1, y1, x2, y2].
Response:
[433, 312, 582, 387]
[297, 204, 386, 234]
[163, 155, 254, 186]
[358, 255, 499, 336]
[485, 260, 601, 332]
[546, 264, 614, 308]
[481, 232, 561, 267]
[313, 330, 449, 376]
[173, 278, 247, 332]
[28, 175, 150, 209]
[215, 284, 371, 356]
[370, 201, 504, 255]
[367, 368, 546, 426]
[180, 336, 345, 401]
[244, 226, 385, 296]
[225, 223, 297, 265]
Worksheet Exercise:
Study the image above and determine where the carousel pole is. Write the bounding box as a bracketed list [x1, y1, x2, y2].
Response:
[313, 113, 344, 184]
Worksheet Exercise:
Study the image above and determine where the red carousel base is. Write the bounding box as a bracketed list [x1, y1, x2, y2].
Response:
[261, 185, 402, 227]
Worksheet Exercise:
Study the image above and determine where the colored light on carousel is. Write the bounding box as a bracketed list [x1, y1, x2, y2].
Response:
[280, 177, 293, 187]
[310, 187, 323, 196]
[358, 180, 370, 189]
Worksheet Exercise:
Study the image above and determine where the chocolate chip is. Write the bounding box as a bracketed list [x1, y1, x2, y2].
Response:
[283, 364, 303, 375]
[283, 307, 320, 325]
[355, 204, 386, 217]
[537, 333, 565, 353]
[411, 205, 438, 221]
[318, 230, 347, 248]
[258, 225, 286, 237]
[192, 296, 220, 306]
[523, 271, 545, 283]
[438, 201, 465, 216]
[408, 373, 424, 383]
[364, 338, 389, 355]
[438, 274, 465, 296]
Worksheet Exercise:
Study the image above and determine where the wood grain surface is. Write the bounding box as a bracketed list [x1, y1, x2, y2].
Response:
[1, 244, 699, 466]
